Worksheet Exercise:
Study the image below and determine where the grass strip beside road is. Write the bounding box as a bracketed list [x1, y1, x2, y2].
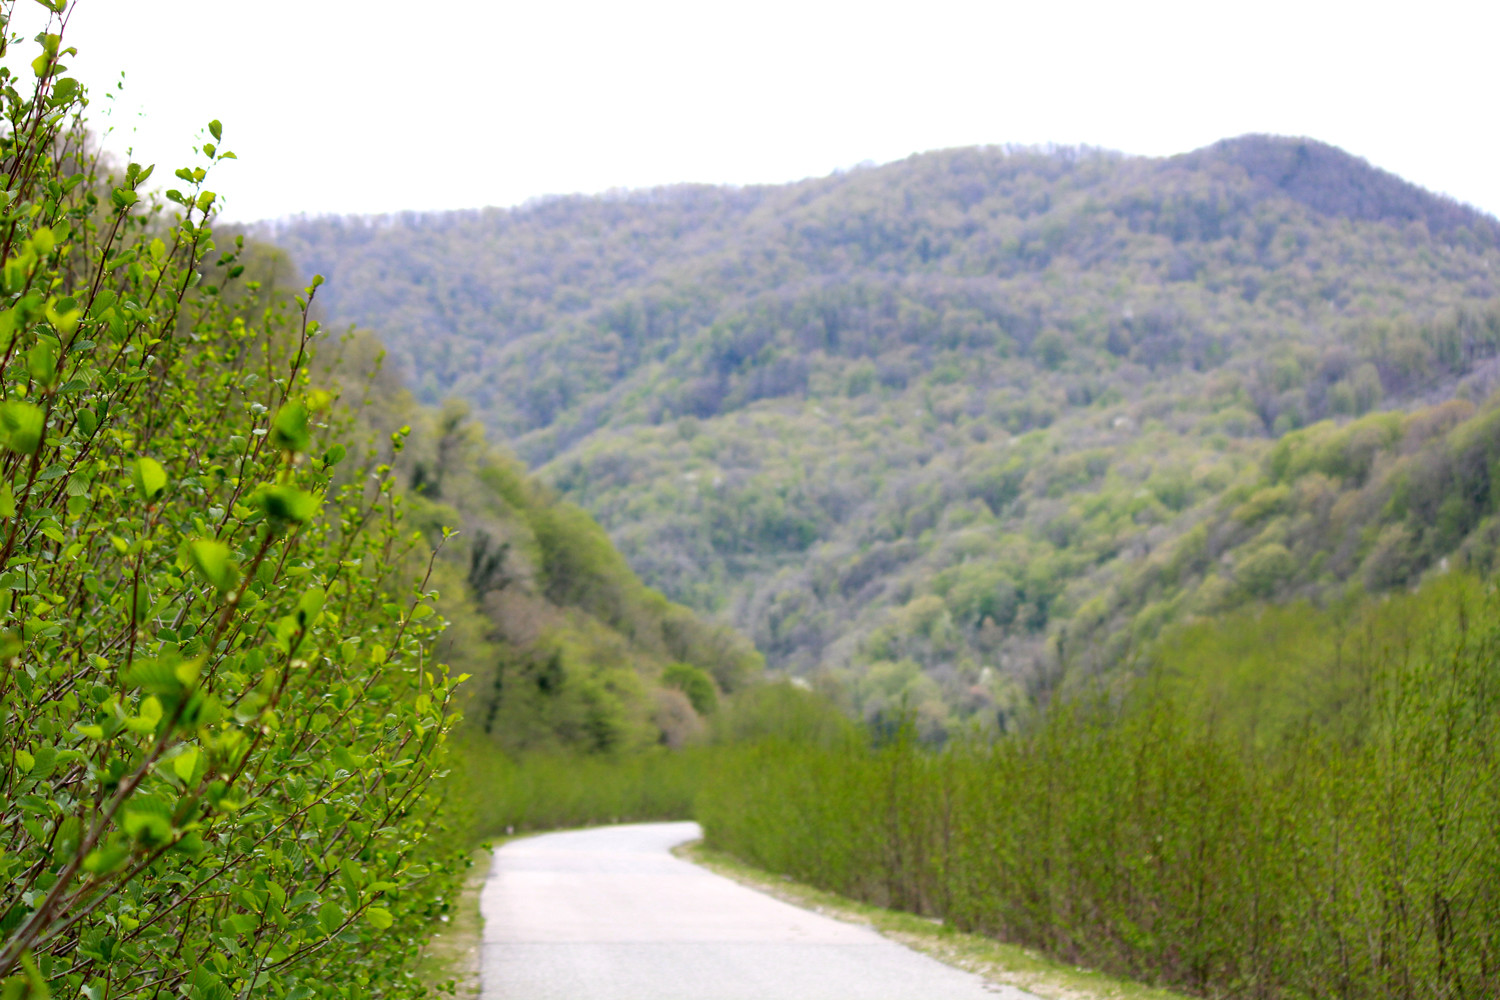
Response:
[415, 846, 495, 997]
[676, 841, 1192, 1000]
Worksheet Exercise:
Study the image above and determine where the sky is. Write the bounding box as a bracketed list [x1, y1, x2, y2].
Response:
[13, 0, 1500, 223]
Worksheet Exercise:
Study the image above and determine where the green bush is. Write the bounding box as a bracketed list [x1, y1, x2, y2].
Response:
[663, 661, 718, 715]
[0, 15, 459, 1000]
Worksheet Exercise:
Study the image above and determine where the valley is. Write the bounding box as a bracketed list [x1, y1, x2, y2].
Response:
[272, 136, 1500, 737]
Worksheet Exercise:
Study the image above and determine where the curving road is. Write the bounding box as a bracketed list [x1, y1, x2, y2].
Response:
[480, 821, 1032, 1000]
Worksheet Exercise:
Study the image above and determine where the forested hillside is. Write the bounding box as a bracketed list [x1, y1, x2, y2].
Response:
[203, 232, 763, 762]
[328, 327, 763, 757]
[269, 138, 1500, 738]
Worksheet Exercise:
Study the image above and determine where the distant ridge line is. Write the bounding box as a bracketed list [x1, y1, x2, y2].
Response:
[255, 136, 1496, 246]
[1179, 134, 1500, 243]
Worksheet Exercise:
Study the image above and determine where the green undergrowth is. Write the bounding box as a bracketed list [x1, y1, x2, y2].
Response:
[678, 841, 1191, 1000]
[0, 10, 466, 998]
[454, 743, 710, 836]
[446, 681, 851, 838]
[413, 847, 494, 998]
[696, 574, 1500, 999]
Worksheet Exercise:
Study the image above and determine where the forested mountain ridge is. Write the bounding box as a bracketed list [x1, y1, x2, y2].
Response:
[270, 134, 1499, 437]
[268, 135, 1500, 738]
[1180, 135, 1500, 240]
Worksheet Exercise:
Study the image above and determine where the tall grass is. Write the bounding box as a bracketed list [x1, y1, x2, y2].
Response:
[698, 576, 1500, 999]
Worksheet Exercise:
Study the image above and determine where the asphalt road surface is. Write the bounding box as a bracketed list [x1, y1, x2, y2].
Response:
[480, 821, 1033, 1000]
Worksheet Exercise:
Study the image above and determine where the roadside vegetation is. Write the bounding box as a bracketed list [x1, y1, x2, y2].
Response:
[697, 574, 1500, 999]
[0, 8, 465, 999]
[680, 841, 1193, 1000]
[0, 5, 755, 998]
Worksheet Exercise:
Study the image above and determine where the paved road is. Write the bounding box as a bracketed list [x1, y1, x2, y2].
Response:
[480, 821, 1032, 1000]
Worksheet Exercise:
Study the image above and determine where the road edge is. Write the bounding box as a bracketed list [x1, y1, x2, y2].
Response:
[413, 844, 496, 998]
[673, 840, 1192, 1000]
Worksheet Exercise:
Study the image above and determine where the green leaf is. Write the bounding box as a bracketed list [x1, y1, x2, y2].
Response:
[364, 907, 393, 930]
[270, 403, 311, 453]
[0, 401, 45, 454]
[124, 694, 163, 734]
[29, 745, 56, 778]
[43, 299, 77, 338]
[0, 483, 15, 519]
[297, 587, 325, 626]
[172, 832, 206, 858]
[82, 840, 131, 875]
[129, 457, 168, 502]
[253, 485, 319, 527]
[209, 119, 222, 142]
[26, 342, 56, 385]
[317, 903, 345, 936]
[122, 802, 172, 847]
[4, 950, 49, 999]
[125, 655, 200, 697]
[50, 815, 81, 861]
[188, 538, 234, 592]
[171, 746, 199, 781]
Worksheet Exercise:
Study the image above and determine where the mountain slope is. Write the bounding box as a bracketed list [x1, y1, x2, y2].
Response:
[1182, 135, 1500, 240]
[269, 136, 1500, 737]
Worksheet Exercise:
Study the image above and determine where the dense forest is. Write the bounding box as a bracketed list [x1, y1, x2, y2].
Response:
[270, 138, 1500, 739]
[324, 322, 762, 758]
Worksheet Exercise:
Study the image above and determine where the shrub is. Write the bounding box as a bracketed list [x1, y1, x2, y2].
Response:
[0, 14, 460, 999]
[699, 576, 1500, 999]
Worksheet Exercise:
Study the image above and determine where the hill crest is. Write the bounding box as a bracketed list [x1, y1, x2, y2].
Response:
[1178, 134, 1499, 243]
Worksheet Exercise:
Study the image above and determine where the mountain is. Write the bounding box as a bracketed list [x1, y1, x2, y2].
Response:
[266, 136, 1500, 738]
[214, 241, 766, 757]
[1182, 135, 1500, 240]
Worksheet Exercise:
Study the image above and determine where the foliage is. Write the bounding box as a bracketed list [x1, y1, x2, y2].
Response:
[1062, 393, 1500, 684]
[443, 681, 850, 837]
[267, 137, 1500, 731]
[452, 740, 711, 836]
[707, 680, 854, 747]
[0, 11, 463, 1000]
[698, 574, 1500, 999]
[334, 384, 764, 759]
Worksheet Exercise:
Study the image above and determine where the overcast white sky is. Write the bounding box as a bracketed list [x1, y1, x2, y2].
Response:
[14, 0, 1500, 222]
